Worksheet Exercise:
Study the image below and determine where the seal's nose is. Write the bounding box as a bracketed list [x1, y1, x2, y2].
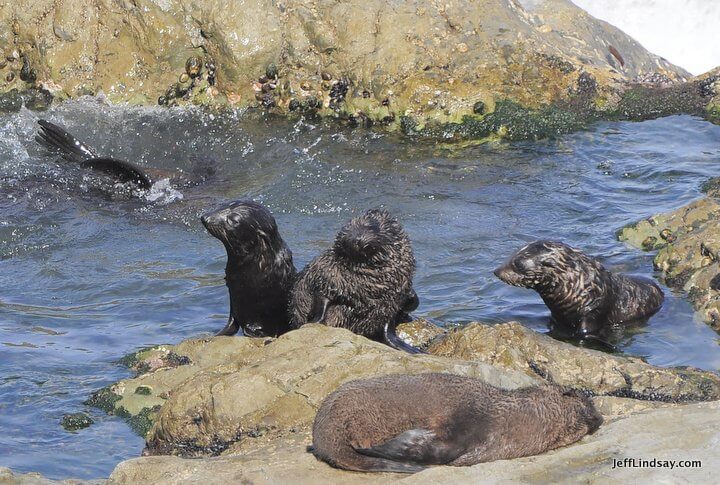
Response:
[200, 214, 209, 228]
[576, 326, 592, 337]
[493, 266, 505, 278]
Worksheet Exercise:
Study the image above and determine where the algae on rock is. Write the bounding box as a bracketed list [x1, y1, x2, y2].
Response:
[2, 0, 718, 139]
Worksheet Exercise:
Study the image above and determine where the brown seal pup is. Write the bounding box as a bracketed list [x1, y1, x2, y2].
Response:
[494, 240, 664, 338]
[289, 208, 420, 353]
[201, 200, 297, 337]
[311, 373, 602, 473]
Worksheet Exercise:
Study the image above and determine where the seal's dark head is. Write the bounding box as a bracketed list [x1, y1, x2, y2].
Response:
[556, 387, 604, 436]
[494, 240, 584, 290]
[333, 209, 400, 263]
[201, 200, 286, 265]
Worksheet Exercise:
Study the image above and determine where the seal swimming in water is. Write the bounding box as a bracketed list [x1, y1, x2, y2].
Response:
[289, 208, 420, 353]
[311, 373, 602, 473]
[201, 200, 297, 337]
[494, 240, 664, 338]
[35, 119, 215, 191]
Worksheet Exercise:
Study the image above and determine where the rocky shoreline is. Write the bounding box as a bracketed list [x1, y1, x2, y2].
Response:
[1, 0, 719, 141]
[618, 188, 720, 331]
[4, 321, 720, 483]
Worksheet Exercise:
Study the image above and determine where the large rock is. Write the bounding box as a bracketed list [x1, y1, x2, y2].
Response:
[428, 322, 720, 401]
[87, 322, 720, 458]
[89, 324, 537, 455]
[106, 400, 720, 484]
[618, 195, 720, 330]
[2, 0, 717, 137]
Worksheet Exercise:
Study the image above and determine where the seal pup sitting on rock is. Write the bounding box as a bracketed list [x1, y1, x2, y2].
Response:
[311, 373, 602, 473]
[494, 240, 664, 338]
[202, 200, 296, 337]
[289, 208, 421, 353]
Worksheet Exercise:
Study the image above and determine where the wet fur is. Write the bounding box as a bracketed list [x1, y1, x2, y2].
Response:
[494, 240, 664, 336]
[36, 119, 154, 189]
[202, 200, 297, 337]
[289, 209, 417, 343]
[35, 119, 215, 190]
[311, 373, 602, 473]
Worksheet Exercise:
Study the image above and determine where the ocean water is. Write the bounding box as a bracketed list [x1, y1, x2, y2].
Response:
[1, 99, 719, 478]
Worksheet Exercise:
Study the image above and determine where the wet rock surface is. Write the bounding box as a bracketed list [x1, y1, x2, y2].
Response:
[428, 322, 720, 401]
[86, 322, 719, 456]
[619, 196, 720, 330]
[1, 0, 717, 138]
[60, 413, 94, 432]
[12, 321, 720, 482]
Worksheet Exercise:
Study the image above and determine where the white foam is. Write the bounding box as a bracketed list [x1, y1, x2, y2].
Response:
[143, 178, 184, 204]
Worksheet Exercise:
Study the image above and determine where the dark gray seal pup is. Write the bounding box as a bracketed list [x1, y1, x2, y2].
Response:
[311, 373, 602, 473]
[35, 119, 215, 190]
[289, 208, 420, 353]
[494, 240, 664, 338]
[201, 200, 297, 337]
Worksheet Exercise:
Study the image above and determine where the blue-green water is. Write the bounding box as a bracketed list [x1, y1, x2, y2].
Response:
[1, 99, 719, 479]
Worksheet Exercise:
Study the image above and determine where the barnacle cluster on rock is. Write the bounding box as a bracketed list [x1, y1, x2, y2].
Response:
[158, 55, 219, 107]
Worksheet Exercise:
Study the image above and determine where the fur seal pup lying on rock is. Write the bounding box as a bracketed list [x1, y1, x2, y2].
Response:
[35, 119, 215, 191]
[311, 373, 602, 473]
[201, 200, 296, 337]
[494, 240, 664, 338]
[289, 208, 420, 353]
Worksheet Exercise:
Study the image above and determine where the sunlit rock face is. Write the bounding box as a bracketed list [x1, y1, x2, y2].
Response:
[0, 0, 694, 122]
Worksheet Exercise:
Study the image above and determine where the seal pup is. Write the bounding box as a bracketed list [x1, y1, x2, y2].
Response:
[289, 208, 420, 353]
[311, 373, 602, 473]
[35, 119, 215, 191]
[494, 240, 664, 338]
[201, 200, 296, 337]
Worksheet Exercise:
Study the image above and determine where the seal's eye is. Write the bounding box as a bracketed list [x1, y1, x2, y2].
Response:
[227, 213, 243, 226]
[513, 258, 529, 272]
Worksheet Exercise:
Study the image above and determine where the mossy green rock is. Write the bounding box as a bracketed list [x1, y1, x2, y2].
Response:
[60, 412, 94, 431]
[3, 0, 717, 139]
[619, 196, 720, 330]
[89, 322, 720, 457]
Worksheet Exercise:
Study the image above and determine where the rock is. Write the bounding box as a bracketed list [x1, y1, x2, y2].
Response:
[106, 401, 720, 483]
[60, 412, 94, 431]
[395, 318, 447, 349]
[0, 467, 100, 484]
[1, 0, 717, 138]
[428, 322, 720, 401]
[619, 196, 720, 329]
[88, 325, 536, 456]
[88, 321, 720, 460]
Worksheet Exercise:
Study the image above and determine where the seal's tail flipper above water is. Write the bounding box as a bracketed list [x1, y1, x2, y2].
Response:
[36, 120, 153, 189]
[36, 119, 98, 162]
[81, 158, 153, 189]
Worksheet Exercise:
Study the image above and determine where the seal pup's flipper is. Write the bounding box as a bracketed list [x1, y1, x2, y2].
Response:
[355, 428, 462, 467]
[37, 120, 153, 189]
[215, 314, 241, 336]
[383, 320, 424, 354]
[36, 119, 97, 162]
[81, 158, 153, 189]
[308, 296, 331, 324]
